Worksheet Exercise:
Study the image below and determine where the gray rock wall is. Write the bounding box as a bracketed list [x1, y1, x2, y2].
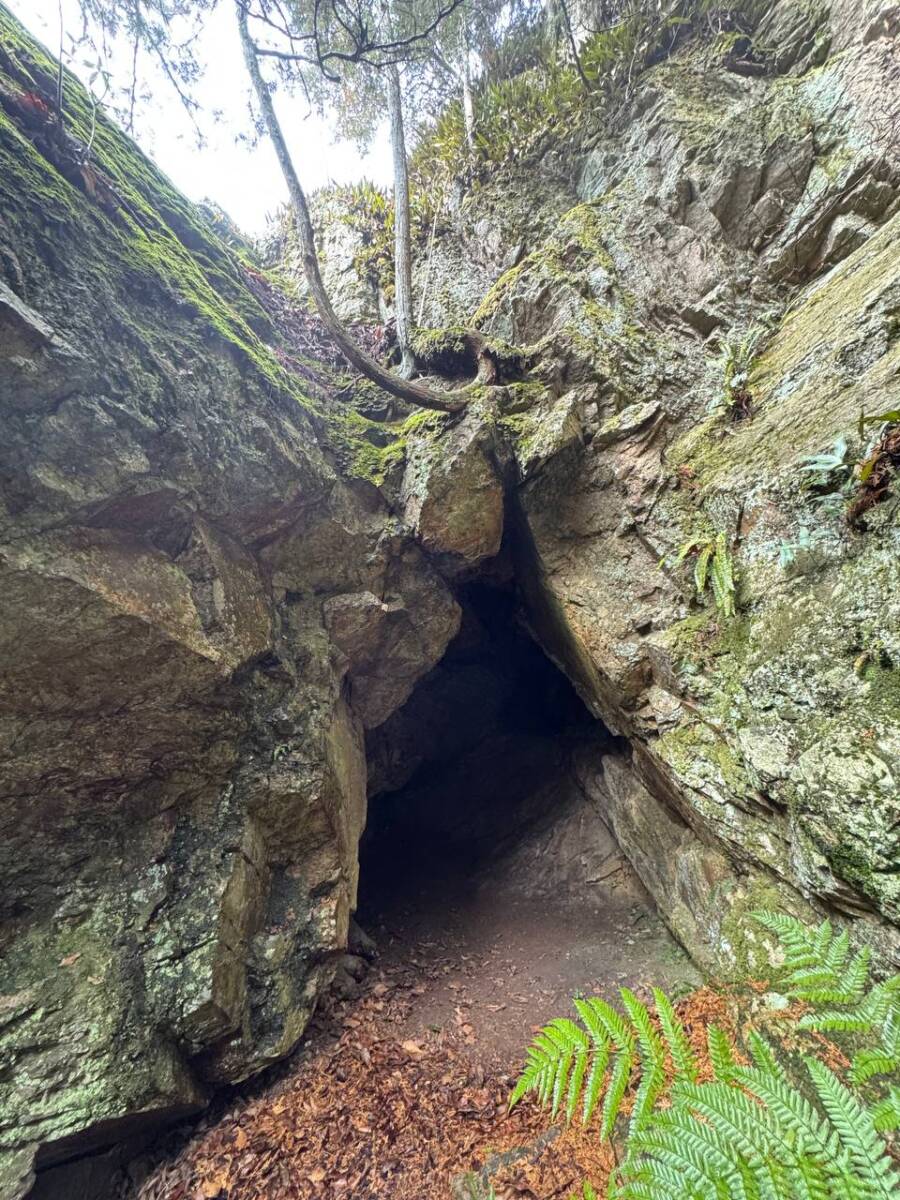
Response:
[0, 13, 458, 1195]
[3, 1, 900, 1193]
[404, 1, 900, 974]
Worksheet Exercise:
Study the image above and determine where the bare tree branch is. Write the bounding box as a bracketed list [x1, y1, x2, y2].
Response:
[244, 0, 466, 77]
[236, 0, 469, 413]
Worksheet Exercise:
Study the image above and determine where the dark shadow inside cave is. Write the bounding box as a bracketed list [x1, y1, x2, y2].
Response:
[357, 573, 615, 915]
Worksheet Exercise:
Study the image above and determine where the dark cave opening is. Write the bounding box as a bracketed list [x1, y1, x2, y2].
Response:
[353, 572, 700, 1066]
[357, 573, 620, 918]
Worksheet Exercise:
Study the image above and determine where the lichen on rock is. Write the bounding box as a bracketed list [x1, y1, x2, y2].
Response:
[2, 0, 900, 1192]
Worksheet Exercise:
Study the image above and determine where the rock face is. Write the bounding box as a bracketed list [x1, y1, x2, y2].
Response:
[2, 0, 900, 1194]
[405, 0, 900, 973]
[0, 13, 458, 1196]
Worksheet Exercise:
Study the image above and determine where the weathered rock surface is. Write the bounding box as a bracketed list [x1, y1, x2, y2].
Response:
[406, 1, 900, 974]
[0, 12, 456, 1195]
[401, 409, 507, 574]
[3, 0, 900, 1193]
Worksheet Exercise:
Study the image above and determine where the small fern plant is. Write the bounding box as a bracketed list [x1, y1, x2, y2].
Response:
[755, 911, 900, 1133]
[718, 326, 764, 420]
[675, 531, 737, 618]
[511, 912, 900, 1200]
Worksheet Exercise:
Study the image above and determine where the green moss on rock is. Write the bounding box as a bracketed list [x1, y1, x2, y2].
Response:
[0, 12, 311, 405]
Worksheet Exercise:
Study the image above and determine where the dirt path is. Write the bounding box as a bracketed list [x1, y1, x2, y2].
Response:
[134, 846, 701, 1200]
[358, 852, 700, 1066]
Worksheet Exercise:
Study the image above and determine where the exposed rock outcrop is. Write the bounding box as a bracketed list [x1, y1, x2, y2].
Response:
[0, 12, 457, 1195]
[397, 0, 900, 973]
[2, 0, 900, 1193]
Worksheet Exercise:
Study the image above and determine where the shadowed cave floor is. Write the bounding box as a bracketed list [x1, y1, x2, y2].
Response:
[356, 827, 700, 1065]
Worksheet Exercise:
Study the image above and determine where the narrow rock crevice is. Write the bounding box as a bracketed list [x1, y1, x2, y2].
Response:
[345, 564, 699, 1078]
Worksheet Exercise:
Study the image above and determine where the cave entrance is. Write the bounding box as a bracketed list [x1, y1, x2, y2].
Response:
[356, 573, 698, 1061]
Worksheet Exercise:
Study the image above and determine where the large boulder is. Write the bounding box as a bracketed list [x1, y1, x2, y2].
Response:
[0, 13, 458, 1194]
[464, 4, 900, 972]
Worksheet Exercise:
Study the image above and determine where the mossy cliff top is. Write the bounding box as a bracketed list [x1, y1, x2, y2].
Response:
[0, 1, 317, 410]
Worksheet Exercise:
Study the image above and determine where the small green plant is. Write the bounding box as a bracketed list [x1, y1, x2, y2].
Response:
[845, 412, 900, 526]
[755, 912, 900, 1106]
[858, 409, 900, 438]
[799, 435, 853, 487]
[796, 435, 857, 518]
[676, 531, 737, 618]
[411, 1, 773, 206]
[512, 912, 900, 1200]
[719, 327, 764, 419]
[777, 526, 827, 568]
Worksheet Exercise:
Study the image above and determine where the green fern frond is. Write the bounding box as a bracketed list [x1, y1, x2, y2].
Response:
[823, 929, 850, 972]
[801, 1010, 878, 1035]
[787, 951, 869, 1005]
[674, 530, 737, 618]
[583, 994, 637, 1049]
[753, 912, 824, 972]
[614, 1162, 692, 1200]
[574, 995, 608, 1047]
[653, 987, 699, 1082]
[601, 1042, 634, 1140]
[552, 1043, 575, 1117]
[710, 533, 736, 618]
[511, 999, 624, 1128]
[624, 1119, 742, 1199]
[673, 1080, 782, 1177]
[622, 989, 666, 1133]
[581, 1039, 611, 1126]
[517, 915, 899, 1200]
[881, 1003, 900, 1053]
[633, 1104, 762, 1199]
[850, 1049, 900, 1085]
[871, 1086, 900, 1133]
[543, 1018, 588, 1117]
[565, 1038, 590, 1124]
[695, 541, 714, 596]
[708, 1025, 738, 1083]
[755, 913, 889, 1020]
[782, 1154, 832, 1200]
[731, 1060, 850, 1176]
[746, 1031, 786, 1081]
[805, 1057, 900, 1200]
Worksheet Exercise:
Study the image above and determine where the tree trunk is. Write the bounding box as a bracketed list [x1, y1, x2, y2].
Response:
[557, 0, 590, 91]
[385, 63, 415, 378]
[460, 23, 475, 158]
[236, 4, 467, 414]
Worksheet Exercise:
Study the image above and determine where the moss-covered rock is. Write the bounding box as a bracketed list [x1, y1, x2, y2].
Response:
[436, 2, 900, 977]
[400, 407, 507, 574]
[3, 0, 900, 1189]
[0, 8, 459, 1193]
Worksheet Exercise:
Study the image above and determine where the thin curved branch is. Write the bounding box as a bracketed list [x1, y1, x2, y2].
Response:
[244, 0, 465, 75]
[236, 1, 469, 414]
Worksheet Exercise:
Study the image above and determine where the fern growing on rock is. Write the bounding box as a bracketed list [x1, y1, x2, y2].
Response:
[511, 913, 900, 1200]
[676, 531, 737, 618]
[756, 911, 900, 1129]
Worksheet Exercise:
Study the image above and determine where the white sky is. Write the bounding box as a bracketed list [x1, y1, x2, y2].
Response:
[10, 0, 393, 235]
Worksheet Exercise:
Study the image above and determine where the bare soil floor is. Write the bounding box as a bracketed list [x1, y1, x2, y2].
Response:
[135, 851, 702, 1200]
[361, 852, 700, 1065]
